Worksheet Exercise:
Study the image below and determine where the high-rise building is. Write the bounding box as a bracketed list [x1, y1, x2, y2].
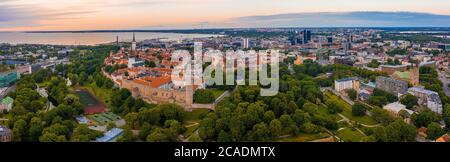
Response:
[290, 30, 311, 45]
[327, 37, 333, 43]
[242, 38, 249, 49]
[304, 30, 311, 44]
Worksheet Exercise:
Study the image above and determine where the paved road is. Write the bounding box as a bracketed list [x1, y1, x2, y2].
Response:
[0, 84, 16, 99]
[321, 87, 374, 110]
[437, 69, 450, 97]
[213, 91, 230, 105]
[337, 113, 381, 128]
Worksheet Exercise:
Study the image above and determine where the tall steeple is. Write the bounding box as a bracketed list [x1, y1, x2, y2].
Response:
[131, 32, 137, 51]
[116, 35, 119, 46]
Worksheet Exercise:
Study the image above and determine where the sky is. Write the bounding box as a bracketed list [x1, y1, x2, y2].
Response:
[1, 0, 450, 31]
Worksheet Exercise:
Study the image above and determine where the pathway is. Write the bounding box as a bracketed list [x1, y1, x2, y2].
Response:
[437, 68, 450, 97]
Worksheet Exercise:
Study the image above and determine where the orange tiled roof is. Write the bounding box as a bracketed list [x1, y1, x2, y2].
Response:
[133, 75, 172, 88]
[436, 134, 450, 142]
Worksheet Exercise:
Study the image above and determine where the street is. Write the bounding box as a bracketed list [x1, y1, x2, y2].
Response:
[437, 69, 450, 97]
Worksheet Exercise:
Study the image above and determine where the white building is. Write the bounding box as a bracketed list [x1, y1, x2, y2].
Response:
[408, 87, 443, 114]
[127, 57, 144, 68]
[334, 77, 360, 92]
[383, 102, 414, 116]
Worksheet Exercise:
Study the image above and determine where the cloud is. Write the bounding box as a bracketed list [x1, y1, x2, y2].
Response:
[138, 11, 450, 29]
[224, 11, 450, 28]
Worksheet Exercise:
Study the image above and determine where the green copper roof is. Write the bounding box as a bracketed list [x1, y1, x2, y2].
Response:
[1, 97, 14, 105]
[393, 71, 411, 79]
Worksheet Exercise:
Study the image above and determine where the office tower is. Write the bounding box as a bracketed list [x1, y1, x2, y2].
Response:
[242, 38, 249, 49]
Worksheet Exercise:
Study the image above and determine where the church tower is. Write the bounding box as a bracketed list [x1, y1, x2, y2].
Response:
[131, 32, 137, 51]
[116, 35, 119, 47]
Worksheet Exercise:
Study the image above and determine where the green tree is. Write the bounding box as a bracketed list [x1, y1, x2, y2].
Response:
[193, 89, 215, 104]
[124, 112, 139, 129]
[28, 117, 43, 141]
[198, 117, 216, 140]
[159, 104, 185, 121]
[367, 60, 380, 68]
[346, 89, 357, 101]
[427, 122, 445, 140]
[268, 119, 282, 138]
[385, 120, 416, 142]
[146, 128, 169, 142]
[117, 126, 135, 142]
[371, 108, 393, 124]
[352, 103, 367, 116]
[411, 109, 441, 128]
[263, 111, 276, 123]
[400, 94, 418, 109]
[12, 119, 27, 142]
[189, 134, 203, 142]
[39, 133, 67, 142]
[217, 130, 231, 142]
[443, 105, 450, 129]
[250, 122, 270, 141]
[138, 122, 153, 141]
[325, 99, 343, 114]
[71, 125, 102, 142]
[106, 121, 116, 131]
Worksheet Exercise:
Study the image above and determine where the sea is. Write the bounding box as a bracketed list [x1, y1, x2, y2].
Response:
[0, 32, 220, 46]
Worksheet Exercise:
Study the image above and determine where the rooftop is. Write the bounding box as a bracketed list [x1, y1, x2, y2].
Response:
[0, 125, 11, 136]
[380, 64, 408, 68]
[96, 128, 123, 142]
[408, 87, 438, 95]
[1, 96, 14, 105]
[383, 102, 414, 115]
[336, 77, 359, 82]
[393, 71, 411, 79]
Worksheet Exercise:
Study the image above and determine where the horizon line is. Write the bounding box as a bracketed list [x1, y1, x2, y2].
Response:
[1, 27, 450, 33]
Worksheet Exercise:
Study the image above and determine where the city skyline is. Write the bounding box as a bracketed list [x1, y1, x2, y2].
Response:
[1, 0, 450, 31]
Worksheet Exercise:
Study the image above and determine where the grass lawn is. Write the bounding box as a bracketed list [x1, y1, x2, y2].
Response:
[317, 104, 342, 121]
[183, 122, 200, 137]
[324, 92, 378, 125]
[184, 109, 211, 122]
[210, 89, 226, 99]
[37, 81, 50, 88]
[74, 90, 98, 106]
[183, 109, 211, 138]
[277, 133, 331, 142]
[336, 128, 366, 142]
[72, 84, 113, 107]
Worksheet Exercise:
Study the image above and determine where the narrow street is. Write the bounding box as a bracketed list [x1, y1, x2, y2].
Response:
[437, 69, 450, 97]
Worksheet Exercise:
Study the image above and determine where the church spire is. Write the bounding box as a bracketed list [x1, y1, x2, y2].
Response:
[131, 32, 137, 51]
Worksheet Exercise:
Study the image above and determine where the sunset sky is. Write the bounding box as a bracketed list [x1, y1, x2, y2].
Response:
[1, 0, 450, 31]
